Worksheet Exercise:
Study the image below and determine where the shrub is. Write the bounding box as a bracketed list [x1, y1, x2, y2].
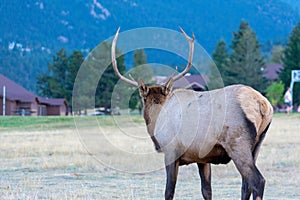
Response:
[266, 81, 285, 107]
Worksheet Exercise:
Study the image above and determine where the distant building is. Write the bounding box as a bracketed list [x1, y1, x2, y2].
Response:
[36, 97, 68, 116]
[263, 63, 283, 81]
[155, 74, 208, 91]
[0, 74, 68, 116]
[173, 75, 208, 91]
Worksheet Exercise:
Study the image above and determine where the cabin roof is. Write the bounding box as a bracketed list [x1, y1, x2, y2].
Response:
[0, 74, 67, 106]
[173, 75, 208, 89]
[0, 74, 36, 102]
[263, 63, 283, 80]
[37, 97, 67, 106]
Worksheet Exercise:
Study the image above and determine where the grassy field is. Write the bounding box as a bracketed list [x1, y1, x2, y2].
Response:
[0, 114, 299, 199]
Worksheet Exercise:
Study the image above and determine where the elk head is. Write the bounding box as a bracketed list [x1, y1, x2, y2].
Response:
[111, 27, 195, 149]
[111, 27, 195, 105]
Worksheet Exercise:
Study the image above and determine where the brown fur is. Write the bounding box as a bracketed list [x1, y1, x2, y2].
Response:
[141, 87, 169, 152]
[179, 144, 231, 165]
[237, 86, 273, 148]
[138, 78, 173, 136]
[142, 87, 168, 124]
[138, 78, 174, 152]
[137, 81, 272, 200]
[112, 27, 272, 198]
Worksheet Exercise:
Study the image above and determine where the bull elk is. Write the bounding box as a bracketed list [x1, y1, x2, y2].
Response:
[111, 27, 273, 200]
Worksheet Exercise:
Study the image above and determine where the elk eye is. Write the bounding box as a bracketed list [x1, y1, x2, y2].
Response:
[161, 90, 169, 96]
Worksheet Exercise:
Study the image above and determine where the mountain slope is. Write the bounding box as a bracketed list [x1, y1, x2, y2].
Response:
[0, 0, 299, 92]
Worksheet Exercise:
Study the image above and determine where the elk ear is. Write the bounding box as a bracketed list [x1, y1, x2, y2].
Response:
[138, 78, 149, 98]
[162, 77, 173, 96]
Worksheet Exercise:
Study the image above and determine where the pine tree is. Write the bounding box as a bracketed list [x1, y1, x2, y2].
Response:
[94, 42, 126, 109]
[36, 73, 54, 97]
[129, 49, 153, 112]
[37, 49, 84, 112]
[270, 45, 284, 64]
[227, 21, 266, 92]
[134, 49, 147, 67]
[37, 48, 68, 99]
[211, 39, 230, 87]
[279, 22, 300, 105]
[67, 50, 84, 107]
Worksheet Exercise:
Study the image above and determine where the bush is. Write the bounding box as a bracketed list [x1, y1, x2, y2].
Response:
[266, 81, 285, 107]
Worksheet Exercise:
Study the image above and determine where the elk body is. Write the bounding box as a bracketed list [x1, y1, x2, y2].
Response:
[111, 28, 273, 200]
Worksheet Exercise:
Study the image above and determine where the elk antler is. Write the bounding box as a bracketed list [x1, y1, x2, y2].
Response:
[111, 27, 139, 87]
[172, 27, 195, 82]
[111, 27, 195, 86]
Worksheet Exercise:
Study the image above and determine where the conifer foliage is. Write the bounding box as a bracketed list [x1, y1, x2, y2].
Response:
[279, 22, 300, 105]
[211, 39, 230, 86]
[212, 21, 267, 92]
[129, 49, 153, 112]
[228, 21, 266, 91]
[37, 49, 84, 106]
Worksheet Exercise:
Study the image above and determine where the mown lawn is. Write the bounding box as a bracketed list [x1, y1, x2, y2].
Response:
[0, 116, 74, 130]
[0, 115, 145, 131]
[0, 112, 299, 129]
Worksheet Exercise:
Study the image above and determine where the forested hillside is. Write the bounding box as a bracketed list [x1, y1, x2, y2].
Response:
[0, 0, 299, 92]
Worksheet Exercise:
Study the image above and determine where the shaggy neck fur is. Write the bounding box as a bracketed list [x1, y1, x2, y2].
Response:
[141, 86, 170, 152]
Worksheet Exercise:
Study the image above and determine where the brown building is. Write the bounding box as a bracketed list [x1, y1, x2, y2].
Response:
[263, 63, 283, 81]
[155, 74, 208, 91]
[0, 74, 67, 116]
[36, 97, 68, 116]
[173, 75, 208, 91]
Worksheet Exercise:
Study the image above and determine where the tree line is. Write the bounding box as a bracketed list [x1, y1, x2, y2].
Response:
[37, 20, 300, 113]
[211, 20, 300, 108]
[37, 42, 151, 114]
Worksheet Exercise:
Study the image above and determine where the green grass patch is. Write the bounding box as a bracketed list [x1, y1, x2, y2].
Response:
[0, 116, 75, 130]
[1, 113, 297, 132]
[0, 115, 145, 131]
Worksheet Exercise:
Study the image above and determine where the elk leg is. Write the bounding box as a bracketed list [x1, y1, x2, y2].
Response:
[164, 155, 180, 200]
[233, 161, 265, 200]
[241, 123, 270, 200]
[222, 138, 265, 200]
[197, 163, 212, 200]
[242, 177, 251, 200]
[233, 154, 265, 200]
[241, 132, 267, 200]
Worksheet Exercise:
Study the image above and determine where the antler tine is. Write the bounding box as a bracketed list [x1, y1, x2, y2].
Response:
[111, 27, 138, 87]
[173, 27, 195, 82]
[128, 74, 136, 82]
[171, 66, 178, 78]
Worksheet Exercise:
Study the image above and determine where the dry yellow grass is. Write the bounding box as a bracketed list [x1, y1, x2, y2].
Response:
[0, 114, 299, 199]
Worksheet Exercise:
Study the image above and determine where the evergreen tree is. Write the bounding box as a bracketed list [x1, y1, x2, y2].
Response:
[67, 50, 84, 108]
[211, 39, 230, 87]
[37, 49, 84, 110]
[37, 49, 68, 98]
[72, 54, 99, 115]
[279, 22, 300, 105]
[71, 42, 128, 114]
[50, 49, 69, 98]
[129, 49, 153, 112]
[94, 42, 126, 109]
[130, 49, 153, 81]
[270, 45, 284, 64]
[36, 73, 54, 97]
[227, 21, 266, 92]
[134, 49, 147, 67]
